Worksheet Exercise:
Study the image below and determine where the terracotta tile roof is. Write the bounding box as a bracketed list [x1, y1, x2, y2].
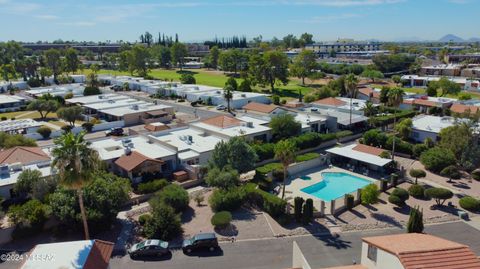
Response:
[357, 87, 380, 99]
[352, 144, 385, 156]
[243, 102, 280, 114]
[363, 233, 480, 269]
[321, 265, 367, 269]
[201, 115, 242, 128]
[0, 146, 50, 165]
[114, 151, 164, 172]
[451, 103, 480, 114]
[404, 98, 437, 107]
[314, 97, 346, 107]
[84, 240, 114, 269]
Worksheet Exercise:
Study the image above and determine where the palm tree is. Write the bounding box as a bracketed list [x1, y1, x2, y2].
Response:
[364, 101, 376, 117]
[387, 87, 405, 162]
[224, 84, 233, 113]
[344, 74, 358, 127]
[274, 140, 297, 200]
[51, 131, 100, 239]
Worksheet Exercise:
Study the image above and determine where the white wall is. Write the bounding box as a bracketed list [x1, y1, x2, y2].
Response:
[410, 129, 438, 143]
[360, 242, 404, 269]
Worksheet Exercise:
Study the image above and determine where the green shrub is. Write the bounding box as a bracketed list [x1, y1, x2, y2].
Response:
[409, 169, 426, 184]
[150, 184, 189, 213]
[302, 198, 313, 224]
[138, 214, 152, 226]
[407, 206, 424, 233]
[472, 169, 480, 181]
[211, 211, 232, 228]
[390, 173, 399, 187]
[440, 165, 461, 181]
[336, 130, 353, 139]
[180, 73, 196, 84]
[459, 196, 480, 212]
[209, 187, 246, 212]
[36, 127, 52, 139]
[142, 203, 182, 240]
[391, 188, 409, 202]
[295, 152, 320, 163]
[388, 194, 404, 206]
[381, 179, 388, 192]
[345, 194, 354, 210]
[413, 144, 429, 158]
[251, 143, 275, 161]
[1, 117, 6, 121]
[294, 197, 304, 222]
[361, 184, 380, 205]
[61, 125, 73, 133]
[424, 187, 454, 206]
[82, 122, 94, 133]
[137, 179, 169, 194]
[256, 163, 283, 175]
[245, 185, 286, 217]
[420, 147, 456, 173]
[272, 169, 284, 181]
[408, 184, 425, 198]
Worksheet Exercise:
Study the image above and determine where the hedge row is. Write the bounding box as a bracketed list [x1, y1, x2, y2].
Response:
[245, 183, 286, 218]
[295, 152, 320, 163]
[252, 132, 337, 162]
[370, 109, 416, 126]
[136, 179, 169, 194]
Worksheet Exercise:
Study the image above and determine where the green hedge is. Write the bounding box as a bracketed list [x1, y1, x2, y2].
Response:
[256, 163, 283, 175]
[295, 152, 320, 163]
[136, 179, 169, 194]
[370, 109, 416, 126]
[408, 184, 425, 198]
[336, 130, 353, 139]
[245, 183, 286, 217]
[209, 187, 246, 212]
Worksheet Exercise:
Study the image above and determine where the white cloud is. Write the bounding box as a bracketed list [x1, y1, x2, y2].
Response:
[59, 21, 96, 27]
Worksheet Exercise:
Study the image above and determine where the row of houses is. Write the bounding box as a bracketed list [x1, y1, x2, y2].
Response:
[401, 74, 480, 91]
[65, 93, 174, 126]
[98, 75, 271, 109]
[420, 63, 480, 78]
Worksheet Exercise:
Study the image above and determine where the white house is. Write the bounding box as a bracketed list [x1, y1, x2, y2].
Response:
[0, 94, 26, 112]
[410, 115, 460, 142]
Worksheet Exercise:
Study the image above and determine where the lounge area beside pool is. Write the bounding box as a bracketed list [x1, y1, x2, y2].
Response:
[284, 166, 380, 215]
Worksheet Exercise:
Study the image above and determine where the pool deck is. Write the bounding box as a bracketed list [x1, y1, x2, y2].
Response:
[282, 166, 379, 205]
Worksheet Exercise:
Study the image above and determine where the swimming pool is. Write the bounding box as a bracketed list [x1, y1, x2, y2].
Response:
[301, 172, 373, 201]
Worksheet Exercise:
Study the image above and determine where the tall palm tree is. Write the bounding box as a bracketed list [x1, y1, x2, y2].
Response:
[51, 131, 100, 239]
[387, 87, 405, 162]
[344, 74, 359, 127]
[224, 84, 233, 113]
[364, 101, 376, 117]
[274, 140, 297, 200]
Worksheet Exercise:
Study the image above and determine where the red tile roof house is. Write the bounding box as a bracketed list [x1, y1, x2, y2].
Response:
[19, 239, 114, 269]
[0, 146, 52, 199]
[291, 233, 480, 269]
[243, 102, 288, 115]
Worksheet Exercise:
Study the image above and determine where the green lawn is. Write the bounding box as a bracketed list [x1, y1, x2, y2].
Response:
[0, 110, 58, 120]
[88, 68, 316, 100]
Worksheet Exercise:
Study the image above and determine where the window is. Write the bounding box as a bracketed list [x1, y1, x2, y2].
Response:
[367, 244, 377, 262]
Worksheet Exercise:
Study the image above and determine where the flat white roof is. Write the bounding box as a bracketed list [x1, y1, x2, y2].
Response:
[90, 136, 176, 161]
[0, 119, 42, 132]
[0, 162, 52, 187]
[305, 107, 368, 126]
[100, 104, 172, 117]
[0, 94, 25, 105]
[150, 128, 224, 154]
[191, 120, 271, 138]
[412, 115, 459, 134]
[66, 93, 129, 105]
[85, 99, 147, 110]
[21, 240, 93, 269]
[326, 144, 392, 167]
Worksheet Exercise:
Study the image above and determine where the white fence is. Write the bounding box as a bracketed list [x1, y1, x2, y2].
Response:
[287, 156, 327, 177]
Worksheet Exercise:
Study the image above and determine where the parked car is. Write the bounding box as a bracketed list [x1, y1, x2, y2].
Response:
[182, 233, 219, 253]
[105, 127, 124, 136]
[128, 239, 169, 258]
[216, 105, 226, 111]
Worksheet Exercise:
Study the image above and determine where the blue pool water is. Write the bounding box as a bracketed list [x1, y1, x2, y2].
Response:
[301, 172, 373, 201]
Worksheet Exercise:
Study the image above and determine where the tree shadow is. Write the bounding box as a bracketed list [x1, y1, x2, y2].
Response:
[452, 182, 471, 190]
[183, 247, 224, 257]
[370, 213, 403, 228]
[392, 204, 411, 215]
[181, 206, 196, 223]
[314, 233, 352, 250]
[214, 224, 239, 237]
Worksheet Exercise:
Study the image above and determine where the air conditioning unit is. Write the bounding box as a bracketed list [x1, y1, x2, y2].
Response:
[241, 94, 246, 97]
[131, 104, 139, 110]
[0, 164, 9, 177]
[247, 122, 254, 128]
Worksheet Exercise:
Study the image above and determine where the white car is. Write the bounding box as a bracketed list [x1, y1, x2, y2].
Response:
[216, 105, 226, 111]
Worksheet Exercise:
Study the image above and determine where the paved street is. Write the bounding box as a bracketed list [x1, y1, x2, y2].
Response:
[108, 221, 480, 269]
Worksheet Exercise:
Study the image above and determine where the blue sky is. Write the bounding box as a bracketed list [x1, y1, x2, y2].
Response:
[0, 0, 479, 42]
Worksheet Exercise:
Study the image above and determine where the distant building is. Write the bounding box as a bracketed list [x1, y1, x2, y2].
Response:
[400, 75, 480, 91]
[186, 43, 210, 56]
[306, 40, 383, 57]
[0, 119, 42, 134]
[291, 233, 480, 269]
[0, 80, 28, 92]
[0, 95, 26, 112]
[420, 64, 462, 77]
[25, 83, 86, 98]
[400, 96, 456, 113]
[447, 53, 480, 64]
